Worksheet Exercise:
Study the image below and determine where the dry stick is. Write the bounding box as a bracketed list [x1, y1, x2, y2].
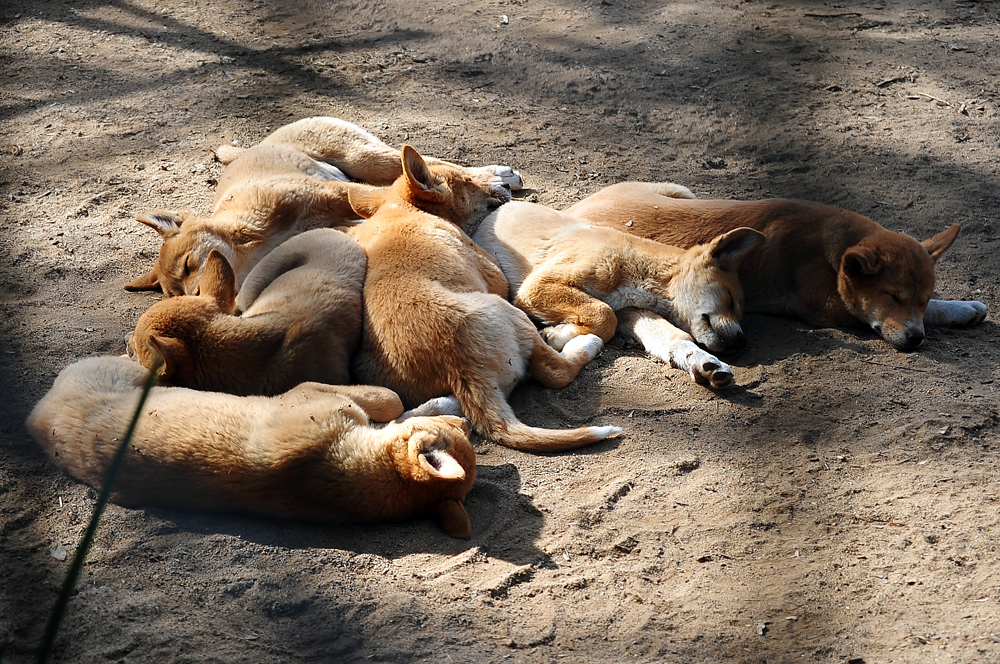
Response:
[36, 363, 162, 664]
[859, 358, 940, 374]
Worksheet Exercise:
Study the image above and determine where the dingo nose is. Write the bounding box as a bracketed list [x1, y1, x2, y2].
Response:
[902, 328, 925, 349]
[730, 329, 747, 350]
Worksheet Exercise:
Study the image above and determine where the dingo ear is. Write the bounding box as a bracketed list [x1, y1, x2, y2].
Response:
[435, 499, 471, 539]
[201, 250, 237, 313]
[842, 246, 882, 277]
[438, 415, 472, 436]
[921, 224, 960, 262]
[136, 210, 184, 239]
[347, 187, 389, 219]
[147, 335, 190, 382]
[401, 145, 446, 202]
[418, 447, 467, 481]
[709, 227, 765, 271]
[124, 265, 162, 292]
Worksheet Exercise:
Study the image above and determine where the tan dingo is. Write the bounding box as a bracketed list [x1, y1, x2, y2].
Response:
[472, 199, 763, 388]
[125, 116, 522, 296]
[27, 356, 477, 537]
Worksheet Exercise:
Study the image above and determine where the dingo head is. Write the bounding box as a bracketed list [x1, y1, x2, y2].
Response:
[838, 223, 959, 351]
[348, 145, 511, 225]
[127, 249, 238, 385]
[124, 210, 231, 298]
[387, 415, 476, 538]
[670, 227, 764, 352]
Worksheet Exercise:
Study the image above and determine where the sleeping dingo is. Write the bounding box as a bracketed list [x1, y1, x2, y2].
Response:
[27, 356, 477, 538]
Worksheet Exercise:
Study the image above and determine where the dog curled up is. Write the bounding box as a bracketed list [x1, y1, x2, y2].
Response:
[124, 116, 522, 297]
[346, 145, 622, 453]
[26, 356, 476, 538]
[567, 182, 987, 351]
[127, 228, 365, 396]
[472, 197, 763, 389]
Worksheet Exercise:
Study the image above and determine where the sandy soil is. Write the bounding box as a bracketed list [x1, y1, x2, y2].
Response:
[2, 1, 999, 662]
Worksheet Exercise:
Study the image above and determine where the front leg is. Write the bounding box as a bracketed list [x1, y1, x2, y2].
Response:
[515, 274, 618, 351]
[616, 307, 735, 389]
[924, 299, 988, 327]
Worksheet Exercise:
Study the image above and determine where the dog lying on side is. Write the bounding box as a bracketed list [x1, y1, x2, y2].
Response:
[346, 146, 622, 453]
[471, 199, 764, 389]
[124, 116, 523, 297]
[568, 182, 988, 350]
[127, 228, 365, 396]
[27, 356, 476, 538]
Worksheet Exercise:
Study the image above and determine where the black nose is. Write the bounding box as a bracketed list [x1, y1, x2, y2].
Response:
[500, 182, 511, 191]
[727, 330, 747, 351]
[902, 328, 925, 349]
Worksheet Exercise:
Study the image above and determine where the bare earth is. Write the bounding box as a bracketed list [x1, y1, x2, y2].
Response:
[2, 1, 999, 662]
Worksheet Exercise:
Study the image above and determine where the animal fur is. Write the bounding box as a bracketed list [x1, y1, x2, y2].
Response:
[568, 182, 988, 350]
[347, 146, 622, 452]
[472, 200, 763, 388]
[124, 116, 522, 296]
[27, 356, 476, 538]
[127, 228, 366, 396]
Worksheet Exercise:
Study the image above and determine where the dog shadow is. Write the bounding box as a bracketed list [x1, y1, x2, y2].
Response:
[142, 461, 551, 567]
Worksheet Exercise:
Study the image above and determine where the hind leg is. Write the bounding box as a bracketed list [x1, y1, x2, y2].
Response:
[526, 316, 605, 390]
[516, 275, 618, 350]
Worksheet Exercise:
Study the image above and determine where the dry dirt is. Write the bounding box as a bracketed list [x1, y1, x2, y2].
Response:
[2, 1, 1000, 662]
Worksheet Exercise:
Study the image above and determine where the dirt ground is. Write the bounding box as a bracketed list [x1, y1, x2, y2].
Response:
[2, 0, 999, 662]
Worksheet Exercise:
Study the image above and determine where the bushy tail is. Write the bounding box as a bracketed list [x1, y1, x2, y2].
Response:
[452, 378, 621, 453]
[214, 144, 245, 164]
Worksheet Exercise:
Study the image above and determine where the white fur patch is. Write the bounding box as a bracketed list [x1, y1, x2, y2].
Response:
[562, 333, 604, 361]
[398, 396, 464, 421]
[471, 165, 524, 191]
[924, 299, 988, 327]
[542, 323, 582, 351]
[590, 425, 624, 440]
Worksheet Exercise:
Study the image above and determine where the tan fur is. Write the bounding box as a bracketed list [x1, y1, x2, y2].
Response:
[26, 356, 476, 538]
[568, 182, 987, 350]
[347, 146, 622, 452]
[125, 116, 522, 296]
[472, 201, 762, 388]
[127, 228, 366, 396]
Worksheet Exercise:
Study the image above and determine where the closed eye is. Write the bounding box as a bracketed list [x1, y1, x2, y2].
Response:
[888, 293, 902, 304]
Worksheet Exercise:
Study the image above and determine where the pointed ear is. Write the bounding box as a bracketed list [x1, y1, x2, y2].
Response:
[136, 210, 185, 239]
[922, 224, 960, 262]
[201, 250, 237, 313]
[147, 335, 190, 382]
[124, 265, 162, 292]
[348, 187, 390, 219]
[401, 145, 446, 202]
[435, 499, 471, 538]
[842, 246, 882, 277]
[709, 227, 764, 271]
[418, 447, 467, 481]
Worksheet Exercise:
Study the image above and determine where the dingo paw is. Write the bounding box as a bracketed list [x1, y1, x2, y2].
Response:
[924, 299, 988, 327]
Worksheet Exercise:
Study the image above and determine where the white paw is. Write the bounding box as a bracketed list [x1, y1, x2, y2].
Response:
[477, 165, 524, 191]
[542, 323, 582, 351]
[562, 333, 604, 362]
[924, 299, 988, 327]
[397, 395, 464, 421]
[668, 341, 734, 389]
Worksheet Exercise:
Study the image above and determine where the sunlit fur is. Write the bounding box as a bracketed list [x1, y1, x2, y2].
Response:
[26, 356, 477, 538]
[347, 146, 621, 452]
[125, 116, 523, 296]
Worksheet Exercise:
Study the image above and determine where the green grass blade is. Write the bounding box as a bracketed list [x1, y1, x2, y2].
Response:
[36, 362, 161, 664]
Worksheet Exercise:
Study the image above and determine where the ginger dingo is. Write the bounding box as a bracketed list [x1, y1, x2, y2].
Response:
[347, 146, 622, 452]
[568, 182, 987, 350]
[27, 356, 477, 537]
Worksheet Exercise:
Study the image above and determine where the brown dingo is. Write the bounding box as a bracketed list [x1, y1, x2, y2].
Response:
[568, 182, 987, 350]
[27, 356, 477, 537]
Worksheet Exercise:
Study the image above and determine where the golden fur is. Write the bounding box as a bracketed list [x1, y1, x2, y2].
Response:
[127, 228, 366, 396]
[472, 200, 763, 388]
[567, 182, 988, 350]
[125, 116, 522, 296]
[26, 357, 477, 537]
[347, 146, 622, 452]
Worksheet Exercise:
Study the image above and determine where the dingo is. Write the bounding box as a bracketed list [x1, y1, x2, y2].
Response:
[27, 356, 477, 537]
